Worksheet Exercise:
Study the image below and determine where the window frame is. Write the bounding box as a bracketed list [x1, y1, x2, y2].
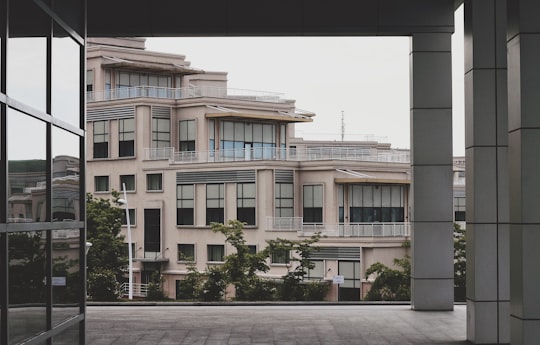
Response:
[207, 244, 225, 263]
[93, 120, 109, 159]
[94, 175, 110, 192]
[152, 117, 171, 149]
[179, 119, 196, 152]
[206, 184, 224, 225]
[120, 174, 136, 192]
[303, 184, 323, 224]
[271, 249, 290, 265]
[237, 182, 256, 226]
[177, 243, 196, 262]
[177, 184, 195, 226]
[119, 118, 135, 157]
[121, 208, 136, 227]
[146, 173, 163, 192]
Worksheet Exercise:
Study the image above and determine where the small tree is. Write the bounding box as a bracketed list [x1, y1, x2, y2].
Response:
[212, 220, 270, 300]
[86, 192, 127, 300]
[267, 233, 324, 301]
[364, 256, 411, 301]
[200, 266, 227, 302]
[454, 223, 466, 301]
[176, 261, 203, 300]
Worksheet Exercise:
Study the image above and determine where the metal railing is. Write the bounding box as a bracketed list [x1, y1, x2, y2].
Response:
[87, 86, 285, 103]
[265, 218, 411, 238]
[119, 283, 148, 298]
[145, 146, 410, 164]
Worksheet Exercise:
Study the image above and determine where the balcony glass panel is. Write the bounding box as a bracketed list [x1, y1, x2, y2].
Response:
[8, 231, 47, 344]
[52, 126, 81, 221]
[52, 25, 80, 127]
[52, 229, 81, 326]
[7, 109, 47, 222]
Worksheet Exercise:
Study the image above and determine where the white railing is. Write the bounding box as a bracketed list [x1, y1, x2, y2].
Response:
[266, 217, 303, 231]
[145, 146, 410, 164]
[87, 86, 285, 103]
[119, 283, 148, 298]
[265, 219, 411, 238]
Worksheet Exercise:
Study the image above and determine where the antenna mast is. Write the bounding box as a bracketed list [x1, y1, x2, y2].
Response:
[341, 110, 345, 141]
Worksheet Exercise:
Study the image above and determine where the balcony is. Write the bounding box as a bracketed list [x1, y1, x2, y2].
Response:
[87, 85, 286, 104]
[145, 146, 410, 164]
[265, 217, 411, 238]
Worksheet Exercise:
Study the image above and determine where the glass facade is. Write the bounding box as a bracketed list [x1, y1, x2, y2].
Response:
[1, 0, 86, 343]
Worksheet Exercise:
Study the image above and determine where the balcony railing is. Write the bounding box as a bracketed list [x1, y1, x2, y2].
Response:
[119, 283, 148, 298]
[265, 218, 410, 238]
[87, 86, 286, 103]
[145, 146, 410, 164]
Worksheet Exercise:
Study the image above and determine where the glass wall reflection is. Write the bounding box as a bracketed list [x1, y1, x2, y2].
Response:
[8, 231, 47, 345]
[52, 127, 81, 221]
[52, 229, 81, 326]
[52, 25, 80, 127]
[53, 322, 80, 345]
[7, 109, 47, 222]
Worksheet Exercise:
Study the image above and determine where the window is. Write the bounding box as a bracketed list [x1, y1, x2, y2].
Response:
[207, 244, 225, 262]
[275, 183, 293, 217]
[303, 185, 323, 223]
[121, 209, 136, 226]
[209, 119, 215, 155]
[247, 245, 257, 254]
[206, 184, 224, 225]
[306, 260, 324, 280]
[349, 185, 404, 223]
[220, 120, 276, 159]
[271, 249, 290, 264]
[177, 184, 194, 225]
[87, 70, 94, 101]
[237, 183, 256, 225]
[93, 121, 108, 158]
[119, 118, 135, 157]
[152, 117, 170, 148]
[147, 173, 163, 191]
[454, 196, 466, 221]
[144, 209, 161, 253]
[95, 176, 109, 192]
[120, 175, 135, 192]
[178, 244, 195, 261]
[179, 119, 196, 151]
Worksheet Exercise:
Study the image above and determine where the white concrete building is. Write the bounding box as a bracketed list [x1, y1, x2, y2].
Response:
[86, 38, 415, 301]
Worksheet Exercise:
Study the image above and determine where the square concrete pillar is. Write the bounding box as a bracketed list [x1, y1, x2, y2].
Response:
[410, 32, 454, 311]
[464, 0, 510, 343]
[507, 1, 540, 343]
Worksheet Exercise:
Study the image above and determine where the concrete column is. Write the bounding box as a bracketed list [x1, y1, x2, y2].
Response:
[410, 33, 454, 311]
[464, 1, 510, 344]
[507, 1, 540, 343]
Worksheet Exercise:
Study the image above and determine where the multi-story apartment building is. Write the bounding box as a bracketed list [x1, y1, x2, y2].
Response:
[86, 37, 415, 301]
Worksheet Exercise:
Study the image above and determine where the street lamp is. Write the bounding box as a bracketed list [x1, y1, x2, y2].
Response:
[117, 182, 133, 300]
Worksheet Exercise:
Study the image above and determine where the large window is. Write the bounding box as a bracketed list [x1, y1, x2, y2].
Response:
[303, 185, 323, 223]
[207, 245, 225, 262]
[93, 121, 109, 158]
[275, 183, 294, 217]
[179, 120, 196, 151]
[147, 173, 163, 191]
[206, 184, 224, 225]
[177, 185, 194, 225]
[349, 185, 404, 222]
[121, 209, 136, 226]
[144, 209, 161, 254]
[116, 70, 171, 97]
[178, 244, 195, 261]
[237, 183, 256, 225]
[220, 120, 275, 159]
[95, 176, 109, 192]
[152, 117, 170, 148]
[119, 118, 135, 157]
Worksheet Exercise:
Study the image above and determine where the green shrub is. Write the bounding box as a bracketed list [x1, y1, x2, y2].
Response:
[87, 269, 119, 301]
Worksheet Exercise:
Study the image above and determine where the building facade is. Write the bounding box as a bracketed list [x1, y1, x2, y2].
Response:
[86, 38, 414, 301]
[1, 0, 86, 344]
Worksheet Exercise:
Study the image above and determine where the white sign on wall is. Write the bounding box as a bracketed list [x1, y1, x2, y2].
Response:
[332, 275, 344, 284]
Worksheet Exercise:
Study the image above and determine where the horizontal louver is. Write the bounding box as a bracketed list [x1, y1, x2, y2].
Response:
[275, 169, 293, 183]
[87, 106, 135, 121]
[311, 247, 361, 260]
[176, 170, 256, 184]
[152, 106, 171, 119]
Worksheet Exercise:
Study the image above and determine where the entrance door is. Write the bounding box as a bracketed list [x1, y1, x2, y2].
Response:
[338, 261, 361, 301]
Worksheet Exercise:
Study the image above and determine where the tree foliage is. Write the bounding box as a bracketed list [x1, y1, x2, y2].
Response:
[364, 256, 411, 301]
[454, 223, 466, 289]
[86, 191, 127, 300]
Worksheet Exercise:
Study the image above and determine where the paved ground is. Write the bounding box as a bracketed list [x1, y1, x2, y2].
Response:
[86, 304, 467, 345]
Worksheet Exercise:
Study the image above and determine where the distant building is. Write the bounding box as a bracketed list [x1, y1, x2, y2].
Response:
[86, 38, 463, 301]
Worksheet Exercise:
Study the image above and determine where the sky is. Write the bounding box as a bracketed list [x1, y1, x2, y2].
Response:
[146, 6, 465, 155]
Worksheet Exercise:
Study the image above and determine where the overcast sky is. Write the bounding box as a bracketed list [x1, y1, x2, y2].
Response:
[146, 6, 464, 155]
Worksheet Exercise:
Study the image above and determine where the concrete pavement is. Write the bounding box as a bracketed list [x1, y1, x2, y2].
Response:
[86, 304, 467, 345]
